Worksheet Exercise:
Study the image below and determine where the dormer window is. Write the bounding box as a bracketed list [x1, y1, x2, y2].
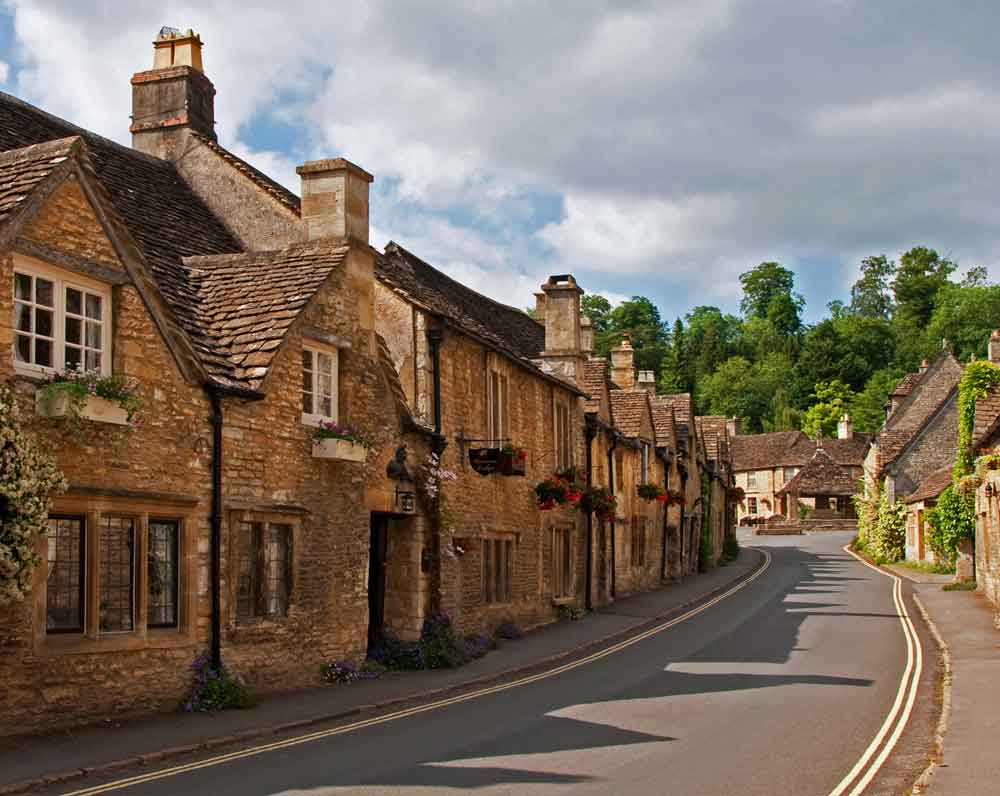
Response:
[301, 344, 339, 424]
[12, 258, 110, 376]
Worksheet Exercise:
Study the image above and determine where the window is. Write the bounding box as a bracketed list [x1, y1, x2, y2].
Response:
[631, 517, 646, 567]
[783, 467, 797, 483]
[748, 497, 758, 514]
[46, 516, 85, 633]
[99, 517, 136, 633]
[237, 522, 292, 622]
[301, 345, 338, 422]
[488, 370, 509, 445]
[482, 536, 513, 603]
[13, 261, 110, 375]
[555, 401, 573, 470]
[747, 471, 758, 490]
[148, 520, 179, 628]
[553, 528, 573, 598]
[641, 443, 650, 485]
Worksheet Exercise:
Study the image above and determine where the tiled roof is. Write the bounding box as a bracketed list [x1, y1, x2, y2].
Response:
[609, 390, 652, 440]
[973, 383, 1000, 449]
[654, 393, 692, 438]
[582, 358, 608, 414]
[905, 466, 954, 504]
[376, 242, 581, 394]
[730, 430, 870, 471]
[652, 401, 676, 449]
[876, 351, 962, 469]
[696, 416, 728, 464]
[891, 371, 922, 398]
[0, 136, 77, 225]
[0, 91, 245, 383]
[777, 447, 858, 497]
[185, 242, 349, 389]
[188, 131, 301, 215]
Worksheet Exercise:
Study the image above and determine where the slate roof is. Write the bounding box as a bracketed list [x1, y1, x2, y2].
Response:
[905, 466, 954, 504]
[654, 393, 692, 438]
[582, 358, 608, 414]
[730, 430, 870, 472]
[0, 136, 78, 225]
[696, 416, 728, 464]
[185, 242, 349, 389]
[777, 447, 859, 497]
[875, 351, 963, 470]
[973, 384, 1000, 449]
[609, 390, 652, 440]
[891, 371, 922, 398]
[376, 242, 582, 394]
[652, 401, 676, 449]
[188, 131, 301, 215]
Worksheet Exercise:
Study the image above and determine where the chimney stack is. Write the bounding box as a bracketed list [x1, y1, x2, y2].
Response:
[919, 358, 930, 374]
[539, 275, 584, 384]
[837, 413, 854, 440]
[636, 370, 656, 394]
[610, 336, 635, 390]
[989, 330, 1000, 364]
[534, 292, 547, 324]
[580, 315, 594, 356]
[296, 159, 373, 243]
[131, 27, 215, 159]
[726, 417, 741, 438]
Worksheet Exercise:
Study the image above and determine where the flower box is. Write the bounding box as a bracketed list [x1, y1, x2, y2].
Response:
[36, 392, 128, 425]
[498, 450, 526, 476]
[312, 437, 368, 462]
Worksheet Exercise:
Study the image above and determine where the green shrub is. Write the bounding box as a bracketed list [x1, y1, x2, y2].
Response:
[183, 655, 256, 712]
[418, 613, 468, 669]
[925, 486, 975, 566]
[869, 493, 906, 563]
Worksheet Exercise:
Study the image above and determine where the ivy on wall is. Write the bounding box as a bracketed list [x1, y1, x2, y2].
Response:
[954, 360, 1000, 479]
[925, 485, 975, 565]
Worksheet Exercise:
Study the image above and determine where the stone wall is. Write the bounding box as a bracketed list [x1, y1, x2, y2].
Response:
[976, 472, 1000, 624]
[889, 397, 957, 500]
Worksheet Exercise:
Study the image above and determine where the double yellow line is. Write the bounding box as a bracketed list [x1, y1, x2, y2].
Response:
[62, 550, 772, 795]
[828, 546, 924, 796]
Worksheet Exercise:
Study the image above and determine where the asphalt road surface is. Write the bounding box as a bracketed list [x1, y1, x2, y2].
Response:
[56, 532, 923, 796]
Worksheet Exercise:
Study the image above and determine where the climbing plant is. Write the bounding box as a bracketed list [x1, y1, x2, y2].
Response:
[868, 492, 906, 563]
[924, 485, 975, 565]
[0, 386, 66, 606]
[954, 360, 1000, 479]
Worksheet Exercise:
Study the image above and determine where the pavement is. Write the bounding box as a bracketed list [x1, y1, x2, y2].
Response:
[0, 548, 764, 795]
[910, 579, 1000, 796]
[29, 533, 927, 796]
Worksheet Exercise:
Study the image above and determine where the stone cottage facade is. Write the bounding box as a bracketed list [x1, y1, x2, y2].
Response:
[903, 467, 952, 564]
[969, 332, 1000, 618]
[696, 415, 734, 562]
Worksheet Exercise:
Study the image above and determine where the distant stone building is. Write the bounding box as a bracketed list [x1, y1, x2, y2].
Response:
[903, 467, 952, 563]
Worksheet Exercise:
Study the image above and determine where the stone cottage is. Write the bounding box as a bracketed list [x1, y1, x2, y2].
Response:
[696, 415, 734, 562]
[903, 467, 952, 564]
[968, 331, 1000, 616]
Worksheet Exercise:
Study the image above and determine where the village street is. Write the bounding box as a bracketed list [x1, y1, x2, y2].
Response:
[43, 532, 932, 796]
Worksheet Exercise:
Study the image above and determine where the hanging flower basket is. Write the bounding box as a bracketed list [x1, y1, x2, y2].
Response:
[578, 486, 617, 522]
[637, 483, 666, 502]
[312, 421, 374, 462]
[498, 444, 527, 476]
[667, 489, 685, 507]
[534, 468, 585, 509]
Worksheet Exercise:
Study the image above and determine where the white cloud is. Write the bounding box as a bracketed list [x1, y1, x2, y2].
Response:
[7, 1, 1000, 319]
[0, 60, 9, 84]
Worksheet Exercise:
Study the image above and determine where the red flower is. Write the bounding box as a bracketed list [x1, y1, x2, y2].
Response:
[538, 498, 556, 511]
[655, 494, 668, 503]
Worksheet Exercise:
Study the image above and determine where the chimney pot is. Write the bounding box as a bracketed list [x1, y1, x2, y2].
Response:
[296, 158, 373, 243]
[837, 413, 854, 440]
[580, 315, 594, 355]
[636, 370, 656, 394]
[989, 329, 1000, 364]
[610, 336, 635, 390]
[726, 417, 741, 438]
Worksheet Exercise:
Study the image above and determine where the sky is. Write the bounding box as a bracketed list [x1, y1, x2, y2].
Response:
[1, 0, 998, 323]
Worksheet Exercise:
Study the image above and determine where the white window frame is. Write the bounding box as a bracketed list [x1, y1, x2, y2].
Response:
[300, 343, 339, 426]
[747, 471, 758, 490]
[555, 397, 573, 471]
[641, 443, 650, 485]
[488, 368, 508, 446]
[748, 497, 758, 514]
[12, 256, 112, 377]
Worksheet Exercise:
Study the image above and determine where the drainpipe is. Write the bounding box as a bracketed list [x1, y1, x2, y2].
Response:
[209, 389, 223, 671]
[584, 419, 597, 611]
[659, 449, 671, 581]
[607, 431, 619, 599]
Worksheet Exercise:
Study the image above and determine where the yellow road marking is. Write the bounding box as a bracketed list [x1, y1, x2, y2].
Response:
[827, 546, 923, 796]
[60, 550, 772, 795]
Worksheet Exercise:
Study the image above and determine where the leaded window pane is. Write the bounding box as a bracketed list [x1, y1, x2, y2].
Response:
[99, 517, 135, 633]
[148, 521, 179, 628]
[46, 516, 85, 633]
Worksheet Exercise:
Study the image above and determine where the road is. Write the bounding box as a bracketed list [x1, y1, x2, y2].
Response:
[54, 532, 927, 796]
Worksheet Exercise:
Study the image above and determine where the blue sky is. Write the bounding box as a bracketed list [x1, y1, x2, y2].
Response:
[2, 1, 998, 326]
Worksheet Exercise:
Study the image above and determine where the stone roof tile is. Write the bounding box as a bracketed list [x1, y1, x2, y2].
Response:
[905, 466, 953, 504]
[777, 447, 858, 497]
[0, 136, 78, 225]
[609, 390, 651, 439]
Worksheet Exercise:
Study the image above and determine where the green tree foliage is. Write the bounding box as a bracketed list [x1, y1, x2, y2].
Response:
[925, 486, 975, 565]
[849, 368, 904, 433]
[801, 380, 855, 439]
[850, 254, 896, 319]
[699, 355, 784, 432]
[869, 493, 907, 563]
[594, 296, 668, 374]
[893, 246, 956, 327]
[659, 317, 692, 393]
[925, 283, 1000, 362]
[581, 294, 612, 333]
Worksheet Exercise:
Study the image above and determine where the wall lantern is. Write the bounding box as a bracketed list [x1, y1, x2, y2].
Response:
[395, 486, 416, 514]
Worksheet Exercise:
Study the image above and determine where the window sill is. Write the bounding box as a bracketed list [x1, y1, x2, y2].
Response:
[312, 437, 367, 462]
[551, 596, 575, 606]
[36, 627, 195, 656]
[36, 392, 129, 425]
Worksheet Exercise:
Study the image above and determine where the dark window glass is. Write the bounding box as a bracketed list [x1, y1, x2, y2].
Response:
[483, 538, 514, 603]
[148, 520, 179, 628]
[237, 522, 291, 622]
[46, 516, 85, 633]
[100, 517, 135, 632]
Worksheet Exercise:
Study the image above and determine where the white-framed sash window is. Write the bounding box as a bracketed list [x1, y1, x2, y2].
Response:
[12, 257, 111, 376]
[301, 344, 339, 424]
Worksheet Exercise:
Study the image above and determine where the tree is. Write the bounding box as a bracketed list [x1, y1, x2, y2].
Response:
[849, 368, 904, 433]
[849, 254, 896, 319]
[925, 283, 1000, 362]
[892, 246, 956, 328]
[739, 261, 804, 321]
[659, 318, 691, 393]
[801, 380, 855, 439]
[597, 296, 668, 374]
[961, 266, 989, 288]
[581, 294, 612, 333]
[699, 355, 785, 432]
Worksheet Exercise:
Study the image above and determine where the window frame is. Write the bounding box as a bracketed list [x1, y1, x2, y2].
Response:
[747, 471, 758, 490]
[488, 368, 509, 447]
[554, 397, 573, 471]
[231, 513, 297, 625]
[641, 443, 650, 485]
[630, 517, 646, 568]
[45, 514, 87, 634]
[748, 496, 758, 515]
[552, 527, 573, 598]
[147, 519, 181, 629]
[300, 343, 339, 426]
[482, 535, 514, 604]
[12, 255, 112, 378]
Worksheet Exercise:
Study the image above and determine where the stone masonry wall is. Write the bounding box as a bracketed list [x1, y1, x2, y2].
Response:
[892, 398, 958, 499]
